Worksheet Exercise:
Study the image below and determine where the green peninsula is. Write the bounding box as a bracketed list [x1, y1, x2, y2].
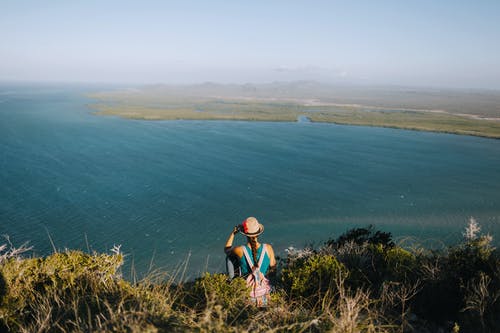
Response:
[89, 82, 500, 139]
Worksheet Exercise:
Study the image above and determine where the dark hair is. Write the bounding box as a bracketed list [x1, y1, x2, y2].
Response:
[247, 236, 259, 268]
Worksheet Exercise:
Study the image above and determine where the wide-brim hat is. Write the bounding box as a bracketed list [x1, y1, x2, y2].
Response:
[241, 217, 264, 237]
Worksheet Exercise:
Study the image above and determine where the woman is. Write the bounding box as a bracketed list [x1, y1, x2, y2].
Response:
[224, 217, 276, 306]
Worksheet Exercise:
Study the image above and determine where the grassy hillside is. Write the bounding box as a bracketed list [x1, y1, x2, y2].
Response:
[1, 219, 499, 332]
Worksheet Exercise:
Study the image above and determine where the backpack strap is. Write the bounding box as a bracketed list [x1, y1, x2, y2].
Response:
[242, 246, 254, 269]
[257, 244, 268, 270]
[242, 244, 268, 274]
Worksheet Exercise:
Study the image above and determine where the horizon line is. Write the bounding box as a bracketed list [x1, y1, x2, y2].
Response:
[1, 79, 499, 93]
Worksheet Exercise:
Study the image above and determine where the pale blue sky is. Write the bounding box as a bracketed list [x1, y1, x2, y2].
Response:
[1, 0, 499, 88]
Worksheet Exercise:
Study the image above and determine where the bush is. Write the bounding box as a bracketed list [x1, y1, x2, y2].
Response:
[411, 221, 500, 331]
[326, 225, 394, 249]
[322, 228, 416, 290]
[0, 250, 146, 332]
[381, 246, 417, 281]
[0, 222, 499, 332]
[192, 273, 249, 310]
[281, 254, 348, 301]
[0, 272, 5, 305]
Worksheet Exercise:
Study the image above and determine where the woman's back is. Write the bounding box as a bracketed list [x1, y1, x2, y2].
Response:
[224, 217, 276, 277]
[224, 217, 276, 306]
[238, 243, 271, 275]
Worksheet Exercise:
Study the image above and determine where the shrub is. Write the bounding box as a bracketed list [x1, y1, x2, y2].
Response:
[0, 250, 132, 331]
[326, 225, 394, 250]
[192, 273, 248, 308]
[0, 272, 5, 305]
[323, 242, 416, 290]
[411, 219, 500, 331]
[382, 246, 417, 281]
[0, 250, 123, 309]
[189, 273, 250, 322]
[0, 221, 499, 332]
[281, 254, 348, 301]
[323, 226, 409, 290]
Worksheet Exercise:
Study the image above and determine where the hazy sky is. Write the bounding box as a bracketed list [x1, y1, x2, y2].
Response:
[1, 1, 499, 88]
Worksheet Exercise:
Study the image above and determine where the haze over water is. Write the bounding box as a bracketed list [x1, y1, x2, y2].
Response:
[1, 84, 500, 277]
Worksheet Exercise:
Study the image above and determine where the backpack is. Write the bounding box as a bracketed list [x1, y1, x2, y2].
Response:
[242, 244, 271, 307]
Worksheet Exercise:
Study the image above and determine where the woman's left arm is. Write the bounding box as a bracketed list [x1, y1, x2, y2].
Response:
[267, 244, 276, 267]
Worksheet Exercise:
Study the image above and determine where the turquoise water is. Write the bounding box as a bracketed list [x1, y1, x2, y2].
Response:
[1, 84, 500, 278]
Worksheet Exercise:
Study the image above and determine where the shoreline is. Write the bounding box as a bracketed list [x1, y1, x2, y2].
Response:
[88, 103, 500, 140]
[209, 95, 500, 121]
[86, 83, 500, 140]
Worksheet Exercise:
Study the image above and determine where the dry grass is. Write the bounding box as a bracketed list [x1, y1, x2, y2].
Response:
[1, 221, 500, 332]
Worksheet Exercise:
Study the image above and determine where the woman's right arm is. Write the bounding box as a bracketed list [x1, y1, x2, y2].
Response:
[224, 226, 239, 254]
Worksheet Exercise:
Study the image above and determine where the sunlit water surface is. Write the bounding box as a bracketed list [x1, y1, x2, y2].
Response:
[1, 84, 499, 278]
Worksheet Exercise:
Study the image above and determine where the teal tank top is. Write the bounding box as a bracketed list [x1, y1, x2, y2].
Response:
[239, 244, 271, 275]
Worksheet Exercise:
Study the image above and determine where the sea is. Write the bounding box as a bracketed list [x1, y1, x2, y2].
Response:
[1, 83, 499, 279]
